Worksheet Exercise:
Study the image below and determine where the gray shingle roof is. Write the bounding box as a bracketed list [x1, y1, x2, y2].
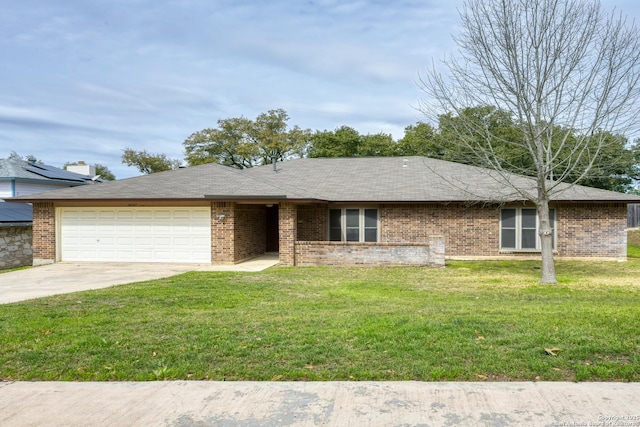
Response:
[246, 157, 640, 202]
[0, 158, 96, 184]
[0, 202, 32, 224]
[7, 162, 308, 201]
[8, 157, 640, 203]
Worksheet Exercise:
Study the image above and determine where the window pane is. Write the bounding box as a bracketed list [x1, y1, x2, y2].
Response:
[364, 209, 377, 227]
[522, 209, 537, 228]
[329, 227, 341, 241]
[329, 209, 341, 228]
[501, 229, 516, 248]
[521, 229, 537, 249]
[346, 228, 359, 242]
[364, 228, 377, 242]
[501, 209, 516, 227]
[345, 209, 359, 227]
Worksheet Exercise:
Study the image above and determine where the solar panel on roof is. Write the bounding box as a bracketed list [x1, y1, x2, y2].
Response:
[0, 203, 33, 222]
[26, 163, 88, 182]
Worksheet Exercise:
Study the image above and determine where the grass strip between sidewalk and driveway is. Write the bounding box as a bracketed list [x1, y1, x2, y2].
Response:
[1, 236, 639, 382]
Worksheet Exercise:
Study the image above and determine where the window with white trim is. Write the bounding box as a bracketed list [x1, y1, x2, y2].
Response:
[500, 208, 555, 250]
[329, 208, 378, 242]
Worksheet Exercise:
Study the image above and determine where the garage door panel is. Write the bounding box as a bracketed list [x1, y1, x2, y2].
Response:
[80, 211, 99, 220]
[115, 236, 133, 245]
[135, 211, 153, 219]
[98, 211, 115, 219]
[98, 236, 115, 245]
[60, 207, 211, 263]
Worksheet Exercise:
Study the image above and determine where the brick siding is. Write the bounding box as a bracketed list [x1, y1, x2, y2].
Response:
[211, 202, 267, 263]
[234, 204, 266, 261]
[29, 200, 628, 266]
[297, 204, 327, 241]
[32, 202, 55, 265]
[556, 203, 627, 259]
[295, 238, 445, 267]
[211, 202, 235, 263]
[279, 202, 297, 266]
[380, 203, 499, 256]
[292, 202, 628, 260]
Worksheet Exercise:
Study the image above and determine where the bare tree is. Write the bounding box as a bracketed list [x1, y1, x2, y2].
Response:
[420, 0, 640, 283]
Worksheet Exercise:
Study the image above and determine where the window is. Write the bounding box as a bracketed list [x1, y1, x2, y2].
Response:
[329, 208, 378, 242]
[500, 208, 555, 250]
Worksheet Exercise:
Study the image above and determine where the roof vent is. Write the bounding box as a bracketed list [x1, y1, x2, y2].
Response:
[272, 158, 277, 172]
[403, 158, 408, 168]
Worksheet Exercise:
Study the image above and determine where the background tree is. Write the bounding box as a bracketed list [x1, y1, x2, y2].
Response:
[64, 161, 116, 181]
[183, 109, 311, 168]
[359, 133, 397, 156]
[7, 151, 42, 164]
[563, 132, 639, 193]
[93, 164, 116, 181]
[308, 126, 397, 157]
[400, 110, 639, 193]
[121, 148, 182, 174]
[421, 0, 640, 283]
[397, 122, 441, 157]
[308, 126, 362, 158]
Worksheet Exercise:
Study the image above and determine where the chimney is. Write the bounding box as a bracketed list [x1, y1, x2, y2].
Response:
[66, 163, 96, 176]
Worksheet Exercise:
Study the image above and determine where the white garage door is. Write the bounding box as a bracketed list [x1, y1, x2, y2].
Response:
[59, 207, 211, 263]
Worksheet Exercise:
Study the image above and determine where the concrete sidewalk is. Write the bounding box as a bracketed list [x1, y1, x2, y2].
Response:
[1, 381, 639, 426]
[0, 254, 280, 304]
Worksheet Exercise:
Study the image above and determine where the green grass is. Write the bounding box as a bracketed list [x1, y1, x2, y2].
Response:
[629, 229, 640, 259]
[1, 248, 639, 382]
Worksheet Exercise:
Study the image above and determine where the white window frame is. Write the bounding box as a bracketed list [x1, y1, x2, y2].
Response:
[500, 207, 556, 251]
[328, 207, 379, 243]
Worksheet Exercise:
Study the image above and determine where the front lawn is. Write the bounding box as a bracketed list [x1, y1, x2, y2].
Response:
[1, 252, 639, 382]
[629, 228, 640, 258]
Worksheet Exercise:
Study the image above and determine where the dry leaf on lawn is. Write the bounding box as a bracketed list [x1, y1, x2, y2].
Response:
[545, 347, 561, 356]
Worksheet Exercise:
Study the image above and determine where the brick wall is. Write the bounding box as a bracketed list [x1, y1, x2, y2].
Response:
[297, 204, 327, 241]
[211, 202, 235, 263]
[381, 203, 499, 256]
[279, 202, 297, 265]
[556, 203, 627, 259]
[234, 204, 266, 261]
[295, 238, 445, 267]
[211, 202, 267, 263]
[294, 202, 498, 257]
[26, 200, 627, 267]
[295, 202, 628, 260]
[0, 226, 32, 269]
[32, 202, 55, 265]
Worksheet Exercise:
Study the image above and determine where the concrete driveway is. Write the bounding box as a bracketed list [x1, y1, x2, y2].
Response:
[0, 255, 279, 304]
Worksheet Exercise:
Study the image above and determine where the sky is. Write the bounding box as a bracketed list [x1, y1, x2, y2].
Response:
[1, 0, 639, 179]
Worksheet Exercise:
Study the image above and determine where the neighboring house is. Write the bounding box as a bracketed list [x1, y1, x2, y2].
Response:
[8, 157, 640, 267]
[0, 158, 100, 268]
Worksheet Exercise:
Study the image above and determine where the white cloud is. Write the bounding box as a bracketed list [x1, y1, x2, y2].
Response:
[2, 0, 637, 179]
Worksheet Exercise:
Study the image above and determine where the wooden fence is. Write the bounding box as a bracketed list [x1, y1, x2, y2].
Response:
[629, 204, 640, 228]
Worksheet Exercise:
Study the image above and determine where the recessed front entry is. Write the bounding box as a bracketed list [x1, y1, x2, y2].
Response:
[265, 204, 279, 252]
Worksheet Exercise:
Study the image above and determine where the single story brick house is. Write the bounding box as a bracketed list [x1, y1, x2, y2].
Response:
[8, 157, 640, 267]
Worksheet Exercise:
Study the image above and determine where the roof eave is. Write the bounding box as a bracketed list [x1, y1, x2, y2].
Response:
[0, 222, 32, 227]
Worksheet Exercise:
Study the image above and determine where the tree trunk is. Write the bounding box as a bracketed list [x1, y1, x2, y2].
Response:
[537, 198, 557, 284]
